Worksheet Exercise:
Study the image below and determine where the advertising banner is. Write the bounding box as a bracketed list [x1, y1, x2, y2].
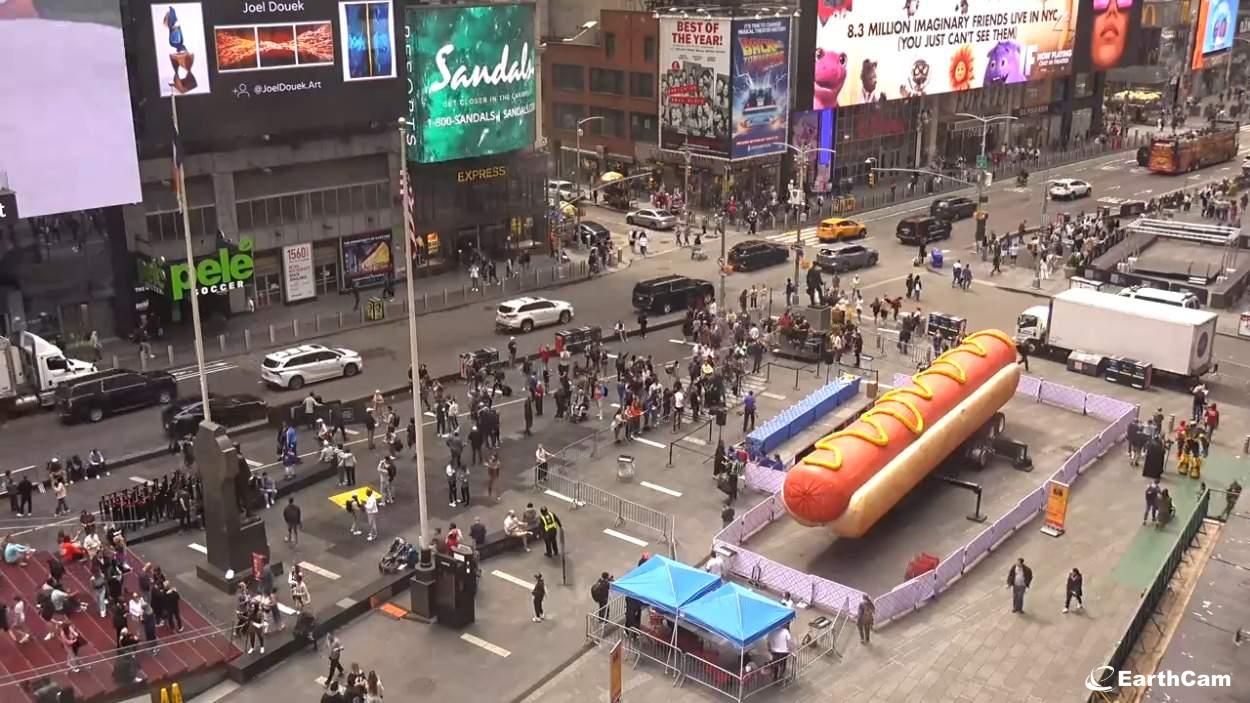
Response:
[791, 108, 837, 193]
[1193, 0, 1241, 69]
[1040, 480, 1070, 536]
[659, 17, 732, 157]
[282, 243, 316, 302]
[810, 0, 1079, 108]
[0, 0, 141, 219]
[340, 231, 393, 289]
[406, 4, 537, 164]
[731, 19, 791, 160]
[1073, 0, 1145, 72]
[137, 0, 402, 143]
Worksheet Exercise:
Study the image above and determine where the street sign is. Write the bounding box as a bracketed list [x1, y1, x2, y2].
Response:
[610, 640, 623, 703]
[976, 154, 988, 170]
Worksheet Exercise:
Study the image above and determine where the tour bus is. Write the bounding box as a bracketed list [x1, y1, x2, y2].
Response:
[1118, 286, 1201, 309]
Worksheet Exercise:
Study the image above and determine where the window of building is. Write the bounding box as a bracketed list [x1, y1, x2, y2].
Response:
[629, 72, 654, 99]
[552, 63, 584, 93]
[589, 107, 625, 138]
[630, 113, 657, 143]
[234, 182, 386, 232]
[589, 68, 624, 95]
[552, 102, 585, 131]
[643, 36, 656, 63]
[604, 32, 616, 58]
[315, 262, 338, 295]
[145, 205, 217, 242]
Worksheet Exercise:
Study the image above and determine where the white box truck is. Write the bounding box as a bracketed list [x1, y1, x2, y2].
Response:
[1015, 288, 1218, 380]
[0, 332, 97, 414]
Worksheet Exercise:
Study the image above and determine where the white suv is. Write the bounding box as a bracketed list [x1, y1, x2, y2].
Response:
[261, 343, 363, 390]
[495, 297, 574, 333]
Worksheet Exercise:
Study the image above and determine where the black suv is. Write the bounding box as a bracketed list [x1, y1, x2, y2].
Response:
[56, 369, 178, 423]
[727, 240, 788, 271]
[632, 275, 715, 314]
[896, 216, 952, 245]
[929, 196, 976, 221]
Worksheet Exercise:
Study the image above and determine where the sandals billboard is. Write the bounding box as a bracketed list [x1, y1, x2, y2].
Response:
[405, 3, 537, 164]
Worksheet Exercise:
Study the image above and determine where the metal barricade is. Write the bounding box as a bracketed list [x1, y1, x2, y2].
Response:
[533, 465, 676, 546]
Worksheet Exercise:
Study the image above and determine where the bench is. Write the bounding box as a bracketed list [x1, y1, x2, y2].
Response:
[473, 528, 535, 560]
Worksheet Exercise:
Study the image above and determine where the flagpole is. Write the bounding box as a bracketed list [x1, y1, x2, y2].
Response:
[171, 94, 212, 423]
[397, 117, 429, 549]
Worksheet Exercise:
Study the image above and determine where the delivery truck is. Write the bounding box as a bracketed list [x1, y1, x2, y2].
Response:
[0, 332, 98, 415]
[1014, 288, 1218, 380]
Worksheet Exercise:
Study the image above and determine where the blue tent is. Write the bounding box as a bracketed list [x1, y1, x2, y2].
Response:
[610, 555, 720, 614]
[681, 582, 796, 648]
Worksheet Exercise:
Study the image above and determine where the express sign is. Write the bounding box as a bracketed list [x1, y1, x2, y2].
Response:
[170, 238, 255, 301]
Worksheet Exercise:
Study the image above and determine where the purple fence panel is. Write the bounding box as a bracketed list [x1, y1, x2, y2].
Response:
[721, 546, 764, 581]
[755, 559, 814, 600]
[934, 548, 967, 591]
[892, 372, 912, 388]
[964, 524, 998, 569]
[1057, 456, 1079, 484]
[1085, 394, 1136, 423]
[1016, 374, 1043, 400]
[873, 577, 926, 624]
[810, 577, 866, 618]
[1038, 381, 1087, 413]
[745, 463, 786, 494]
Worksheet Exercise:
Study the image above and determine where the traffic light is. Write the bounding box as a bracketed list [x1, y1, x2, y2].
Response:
[868, 172, 876, 188]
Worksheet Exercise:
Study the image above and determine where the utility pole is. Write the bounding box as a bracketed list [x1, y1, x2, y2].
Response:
[397, 117, 430, 549]
[683, 145, 692, 244]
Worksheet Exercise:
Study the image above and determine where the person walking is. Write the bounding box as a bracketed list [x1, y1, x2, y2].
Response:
[339, 445, 357, 486]
[363, 489, 379, 542]
[531, 573, 546, 622]
[523, 396, 534, 436]
[326, 632, 345, 682]
[637, 311, 648, 339]
[59, 621, 86, 673]
[1063, 568, 1084, 613]
[1144, 479, 1161, 525]
[742, 391, 757, 432]
[17, 475, 33, 517]
[247, 601, 266, 655]
[486, 453, 502, 502]
[283, 498, 302, 547]
[1006, 557, 1033, 613]
[856, 594, 875, 644]
[538, 507, 562, 557]
[53, 478, 68, 516]
[535, 444, 551, 484]
[590, 572, 611, 620]
[364, 409, 377, 450]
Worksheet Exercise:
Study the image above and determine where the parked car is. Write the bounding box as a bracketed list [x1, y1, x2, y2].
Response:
[817, 243, 879, 272]
[632, 275, 715, 314]
[55, 369, 177, 424]
[816, 217, 867, 242]
[929, 196, 976, 221]
[495, 296, 575, 333]
[162, 394, 268, 438]
[546, 179, 578, 203]
[895, 215, 952, 244]
[727, 240, 789, 271]
[626, 208, 677, 230]
[261, 343, 363, 390]
[1048, 178, 1092, 200]
[576, 221, 612, 247]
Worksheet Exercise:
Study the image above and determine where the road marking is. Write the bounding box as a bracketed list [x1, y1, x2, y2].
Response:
[460, 633, 512, 657]
[603, 528, 649, 547]
[761, 392, 788, 400]
[1135, 189, 1153, 196]
[128, 476, 149, 485]
[1104, 185, 1122, 191]
[246, 459, 264, 468]
[668, 339, 691, 346]
[633, 436, 667, 449]
[298, 561, 341, 580]
[544, 489, 575, 504]
[315, 677, 327, 687]
[277, 602, 297, 616]
[640, 481, 683, 498]
[424, 411, 435, 417]
[606, 353, 619, 359]
[171, 360, 236, 382]
[188, 543, 207, 554]
[343, 428, 360, 436]
[681, 435, 708, 446]
[491, 570, 535, 590]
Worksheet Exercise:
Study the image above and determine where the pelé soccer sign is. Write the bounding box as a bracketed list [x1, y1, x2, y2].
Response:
[170, 238, 255, 301]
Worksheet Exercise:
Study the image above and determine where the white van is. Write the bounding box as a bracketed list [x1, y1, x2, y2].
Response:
[546, 179, 578, 203]
[1118, 286, 1201, 309]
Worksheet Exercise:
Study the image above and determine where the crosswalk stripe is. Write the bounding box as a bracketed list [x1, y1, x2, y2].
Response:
[640, 481, 682, 498]
[761, 392, 787, 400]
[491, 570, 535, 590]
[603, 528, 649, 547]
[171, 361, 236, 380]
[188, 543, 207, 554]
[633, 436, 666, 449]
[128, 476, 149, 485]
[461, 633, 511, 657]
[245, 459, 264, 468]
[278, 602, 297, 615]
[544, 489, 575, 504]
[298, 561, 341, 580]
[681, 436, 708, 446]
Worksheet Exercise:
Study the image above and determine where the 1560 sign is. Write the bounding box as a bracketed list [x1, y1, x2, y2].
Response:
[171, 238, 255, 301]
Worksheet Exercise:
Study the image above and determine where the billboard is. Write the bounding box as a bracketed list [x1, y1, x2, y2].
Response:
[791, 108, 837, 193]
[1193, 0, 1241, 69]
[405, 4, 537, 164]
[810, 0, 1079, 108]
[340, 231, 392, 288]
[731, 19, 791, 160]
[282, 243, 316, 302]
[136, 0, 402, 143]
[1073, 0, 1145, 72]
[0, 0, 141, 219]
[659, 17, 732, 157]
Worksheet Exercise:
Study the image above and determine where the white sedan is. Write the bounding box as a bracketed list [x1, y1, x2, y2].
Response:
[626, 208, 677, 230]
[1048, 178, 1092, 200]
[495, 296, 575, 332]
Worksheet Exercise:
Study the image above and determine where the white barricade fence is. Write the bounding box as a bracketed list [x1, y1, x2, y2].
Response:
[934, 547, 967, 591]
[744, 462, 787, 495]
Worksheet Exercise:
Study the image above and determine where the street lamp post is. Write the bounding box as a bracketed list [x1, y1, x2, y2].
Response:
[170, 94, 211, 423]
[573, 115, 604, 247]
[396, 117, 430, 549]
[781, 143, 836, 305]
[955, 112, 1017, 214]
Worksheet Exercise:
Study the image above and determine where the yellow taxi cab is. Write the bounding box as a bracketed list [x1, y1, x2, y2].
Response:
[816, 217, 867, 242]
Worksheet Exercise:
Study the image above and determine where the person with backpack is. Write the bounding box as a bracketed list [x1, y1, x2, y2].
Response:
[283, 498, 302, 547]
[590, 572, 612, 620]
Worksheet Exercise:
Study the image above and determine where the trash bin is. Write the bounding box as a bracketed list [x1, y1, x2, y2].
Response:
[365, 297, 386, 321]
[616, 455, 636, 483]
[929, 249, 944, 268]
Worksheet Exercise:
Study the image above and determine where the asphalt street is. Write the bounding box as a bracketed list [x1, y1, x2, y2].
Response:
[6, 135, 1250, 478]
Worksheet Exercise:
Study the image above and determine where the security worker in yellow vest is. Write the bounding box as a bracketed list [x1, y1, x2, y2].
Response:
[539, 506, 562, 557]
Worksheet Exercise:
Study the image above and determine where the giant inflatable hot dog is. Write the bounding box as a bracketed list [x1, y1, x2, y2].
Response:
[783, 329, 1019, 538]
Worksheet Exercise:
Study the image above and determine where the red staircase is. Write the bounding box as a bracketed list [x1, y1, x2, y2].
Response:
[0, 550, 239, 702]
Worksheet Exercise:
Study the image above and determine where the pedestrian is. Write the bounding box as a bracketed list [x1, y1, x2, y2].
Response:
[10, 594, 30, 644]
[364, 409, 377, 450]
[742, 391, 756, 432]
[283, 498, 302, 547]
[535, 444, 550, 484]
[637, 310, 648, 339]
[1018, 344, 1029, 372]
[351, 280, 360, 311]
[53, 478, 68, 516]
[531, 573, 546, 622]
[1063, 568, 1084, 613]
[377, 456, 395, 505]
[326, 631, 345, 682]
[538, 506, 561, 557]
[363, 489, 379, 542]
[290, 573, 311, 611]
[523, 396, 534, 435]
[1144, 479, 1160, 524]
[17, 475, 33, 517]
[470, 516, 487, 548]
[590, 572, 611, 620]
[767, 622, 793, 681]
[339, 444, 357, 486]
[1006, 557, 1033, 613]
[457, 464, 471, 506]
[445, 463, 458, 508]
[856, 594, 875, 644]
[163, 583, 183, 633]
[59, 621, 86, 673]
[486, 453, 502, 501]
[247, 602, 266, 655]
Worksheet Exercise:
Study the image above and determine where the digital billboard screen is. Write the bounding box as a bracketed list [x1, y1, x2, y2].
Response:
[1193, 0, 1241, 69]
[405, 4, 537, 164]
[810, 0, 1079, 108]
[135, 0, 403, 144]
[731, 19, 791, 160]
[0, 0, 141, 218]
[659, 17, 732, 158]
[1072, 0, 1145, 72]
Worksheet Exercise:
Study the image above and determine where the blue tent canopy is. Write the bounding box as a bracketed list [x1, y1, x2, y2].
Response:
[609, 555, 720, 614]
[681, 582, 797, 649]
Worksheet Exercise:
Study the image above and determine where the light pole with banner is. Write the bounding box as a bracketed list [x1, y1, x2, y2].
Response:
[574, 115, 605, 246]
[170, 94, 211, 423]
[781, 143, 836, 298]
[396, 117, 430, 550]
[954, 112, 1017, 212]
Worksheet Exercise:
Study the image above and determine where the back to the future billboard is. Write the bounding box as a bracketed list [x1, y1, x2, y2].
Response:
[731, 18, 791, 160]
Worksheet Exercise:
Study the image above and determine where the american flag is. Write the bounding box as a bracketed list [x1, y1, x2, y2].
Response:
[400, 166, 417, 260]
[170, 99, 184, 197]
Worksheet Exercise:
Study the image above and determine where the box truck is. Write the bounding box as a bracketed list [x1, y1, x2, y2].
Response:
[1014, 288, 1218, 380]
[0, 332, 98, 414]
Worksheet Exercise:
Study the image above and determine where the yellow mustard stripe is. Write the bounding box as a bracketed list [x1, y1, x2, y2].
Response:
[797, 330, 1013, 473]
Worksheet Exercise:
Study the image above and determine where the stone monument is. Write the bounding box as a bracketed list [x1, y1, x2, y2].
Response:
[194, 421, 275, 593]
